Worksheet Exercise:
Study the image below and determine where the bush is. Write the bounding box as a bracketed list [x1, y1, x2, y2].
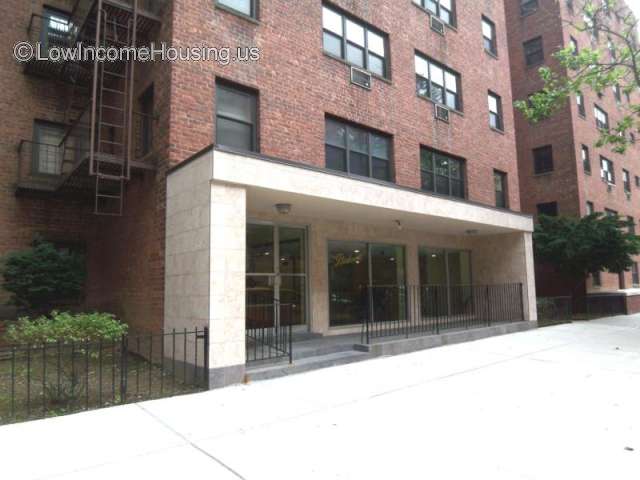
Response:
[0, 238, 86, 312]
[4, 311, 128, 345]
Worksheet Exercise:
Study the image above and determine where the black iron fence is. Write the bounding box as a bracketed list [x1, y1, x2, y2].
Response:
[537, 296, 573, 322]
[362, 283, 525, 344]
[0, 328, 208, 425]
[246, 300, 293, 364]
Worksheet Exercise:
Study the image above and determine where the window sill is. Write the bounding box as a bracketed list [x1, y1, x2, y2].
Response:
[322, 52, 392, 85]
[525, 61, 544, 69]
[489, 126, 505, 135]
[533, 171, 554, 177]
[214, 3, 260, 24]
[411, 3, 457, 32]
[416, 94, 464, 117]
[484, 49, 498, 60]
[520, 8, 539, 17]
[578, 113, 586, 120]
[584, 170, 592, 176]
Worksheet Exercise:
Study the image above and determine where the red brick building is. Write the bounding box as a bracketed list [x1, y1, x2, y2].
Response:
[505, 0, 640, 311]
[1, 0, 536, 385]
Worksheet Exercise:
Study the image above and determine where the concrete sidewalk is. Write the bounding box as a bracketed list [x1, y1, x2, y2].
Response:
[2, 317, 640, 479]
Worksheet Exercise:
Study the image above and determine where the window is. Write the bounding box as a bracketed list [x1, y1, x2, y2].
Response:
[523, 37, 544, 66]
[413, 0, 455, 26]
[537, 202, 558, 217]
[322, 5, 389, 78]
[415, 53, 462, 110]
[325, 118, 392, 181]
[600, 156, 614, 184]
[605, 208, 618, 217]
[594, 105, 609, 129]
[633, 263, 640, 286]
[592, 271, 602, 287]
[494, 170, 508, 208]
[608, 39, 616, 59]
[631, 133, 636, 144]
[41, 7, 70, 51]
[586, 201, 594, 215]
[139, 85, 154, 157]
[482, 16, 497, 55]
[569, 36, 579, 55]
[33, 121, 65, 175]
[576, 92, 585, 117]
[636, 175, 640, 188]
[420, 147, 465, 199]
[581, 144, 591, 174]
[613, 84, 622, 104]
[624, 169, 631, 193]
[216, 0, 256, 18]
[520, 0, 538, 15]
[215, 81, 258, 152]
[533, 145, 554, 174]
[628, 216, 636, 235]
[625, 91, 631, 103]
[488, 92, 503, 131]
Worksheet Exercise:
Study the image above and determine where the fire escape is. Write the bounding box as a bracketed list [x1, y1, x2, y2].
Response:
[17, 0, 165, 215]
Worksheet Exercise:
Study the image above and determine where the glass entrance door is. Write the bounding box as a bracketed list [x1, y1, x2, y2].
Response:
[246, 223, 307, 328]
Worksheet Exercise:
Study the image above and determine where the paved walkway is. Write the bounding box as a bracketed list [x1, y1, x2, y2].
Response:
[2, 316, 640, 479]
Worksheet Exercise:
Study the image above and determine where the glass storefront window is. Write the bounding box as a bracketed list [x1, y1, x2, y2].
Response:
[328, 241, 406, 326]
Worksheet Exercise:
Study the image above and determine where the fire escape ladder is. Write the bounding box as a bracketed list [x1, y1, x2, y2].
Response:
[89, 0, 138, 216]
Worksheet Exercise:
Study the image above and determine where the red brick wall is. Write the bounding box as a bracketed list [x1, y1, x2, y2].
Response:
[505, 0, 640, 296]
[168, 0, 522, 209]
[1, 0, 523, 329]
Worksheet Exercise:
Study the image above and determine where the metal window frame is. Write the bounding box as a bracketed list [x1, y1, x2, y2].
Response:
[533, 145, 554, 174]
[415, 52, 462, 111]
[481, 15, 497, 56]
[523, 36, 544, 66]
[537, 202, 558, 217]
[488, 91, 503, 131]
[322, 4, 390, 79]
[216, 0, 258, 20]
[600, 156, 614, 184]
[215, 81, 259, 152]
[32, 120, 66, 176]
[594, 105, 609, 129]
[576, 92, 586, 117]
[582, 144, 591, 173]
[325, 118, 393, 182]
[493, 169, 508, 209]
[419, 147, 466, 199]
[416, 0, 457, 27]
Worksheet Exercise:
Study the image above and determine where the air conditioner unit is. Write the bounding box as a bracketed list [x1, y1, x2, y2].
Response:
[430, 16, 445, 36]
[434, 103, 450, 123]
[350, 66, 372, 90]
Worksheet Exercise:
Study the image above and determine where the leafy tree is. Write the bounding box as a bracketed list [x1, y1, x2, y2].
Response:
[515, 0, 639, 153]
[0, 238, 86, 312]
[534, 213, 640, 283]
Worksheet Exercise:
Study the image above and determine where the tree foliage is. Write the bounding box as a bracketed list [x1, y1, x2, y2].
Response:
[534, 213, 640, 279]
[515, 0, 640, 153]
[0, 238, 86, 311]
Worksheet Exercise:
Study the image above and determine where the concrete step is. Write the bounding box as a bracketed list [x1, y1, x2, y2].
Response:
[245, 350, 376, 382]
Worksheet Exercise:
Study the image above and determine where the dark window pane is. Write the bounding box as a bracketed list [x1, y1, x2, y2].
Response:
[326, 145, 347, 172]
[346, 43, 365, 68]
[217, 86, 254, 123]
[537, 202, 558, 217]
[326, 120, 347, 147]
[451, 179, 464, 198]
[436, 175, 450, 195]
[348, 128, 368, 154]
[372, 158, 390, 181]
[421, 172, 434, 191]
[216, 117, 253, 151]
[533, 145, 553, 174]
[323, 32, 343, 58]
[350, 152, 369, 176]
[371, 135, 389, 160]
[431, 85, 444, 104]
[420, 149, 434, 171]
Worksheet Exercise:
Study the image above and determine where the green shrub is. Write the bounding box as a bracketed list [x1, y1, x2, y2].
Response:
[0, 238, 86, 312]
[4, 311, 128, 345]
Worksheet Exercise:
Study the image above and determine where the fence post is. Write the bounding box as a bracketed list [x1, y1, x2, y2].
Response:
[434, 287, 440, 335]
[203, 326, 210, 388]
[120, 334, 128, 404]
[366, 285, 372, 344]
[519, 283, 525, 321]
[486, 286, 491, 327]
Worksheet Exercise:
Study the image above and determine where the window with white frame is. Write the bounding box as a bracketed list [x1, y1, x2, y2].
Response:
[412, 0, 455, 26]
[482, 16, 497, 55]
[600, 156, 614, 184]
[594, 105, 609, 129]
[488, 92, 503, 131]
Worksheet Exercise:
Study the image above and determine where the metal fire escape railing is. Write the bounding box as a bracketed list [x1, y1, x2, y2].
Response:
[18, 0, 165, 216]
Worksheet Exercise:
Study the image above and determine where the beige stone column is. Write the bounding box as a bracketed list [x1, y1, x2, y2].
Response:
[208, 181, 247, 386]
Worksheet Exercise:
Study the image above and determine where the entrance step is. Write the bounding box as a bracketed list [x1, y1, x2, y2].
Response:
[245, 350, 377, 382]
[292, 334, 363, 361]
